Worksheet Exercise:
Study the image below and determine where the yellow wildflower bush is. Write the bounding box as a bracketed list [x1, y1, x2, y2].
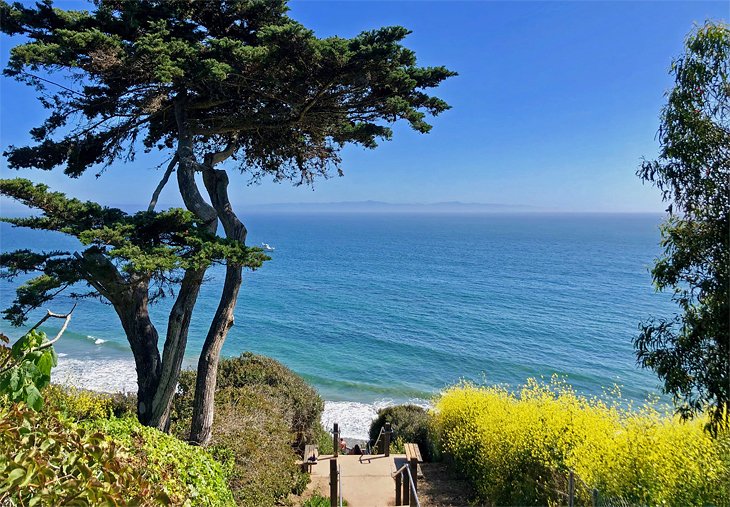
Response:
[434, 378, 730, 506]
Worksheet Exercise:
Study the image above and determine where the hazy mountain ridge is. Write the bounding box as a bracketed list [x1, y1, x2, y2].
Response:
[239, 200, 542, 213]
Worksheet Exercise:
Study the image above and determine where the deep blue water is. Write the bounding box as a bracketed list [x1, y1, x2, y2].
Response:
[0, 213, 674, 408]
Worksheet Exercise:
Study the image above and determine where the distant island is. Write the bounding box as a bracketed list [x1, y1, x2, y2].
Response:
[240, 200, 544, 213]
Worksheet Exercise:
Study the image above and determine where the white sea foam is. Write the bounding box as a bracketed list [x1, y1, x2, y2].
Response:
[86, 335, 107, 345]
[53, 354, 430, 441]
[321, 398, 432, 441]
[54, 356, 137, 394]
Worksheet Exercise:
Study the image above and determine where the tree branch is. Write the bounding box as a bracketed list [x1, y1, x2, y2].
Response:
[0, 305, 76, 375]
[298, 79, 336, 122]
[205, 139, 238, 167]
[73, 250, 127, 304]
[148, 154, 179, 212]
[18, 71, 85, 97]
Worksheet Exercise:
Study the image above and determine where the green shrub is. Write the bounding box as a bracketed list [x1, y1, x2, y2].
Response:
[89, 416, 235, 507]
[216, 352, 324, 448]
[369, 404, 434, 461]
[108, 390, 138, 417]
[434, 378, 730, 506]
[170, 353, 324, 506]
[0, 329, 57, 410]
[207, 387, 306, 505]
[44, 384, 114, 421]
[302, 492, 347, 506]
[315, 422, 335, 455]
[0, 402, 160, 506]
[172, 352, 323, 448]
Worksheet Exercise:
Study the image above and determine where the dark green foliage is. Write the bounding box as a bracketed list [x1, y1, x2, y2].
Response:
[170, 353, 324, 505]
[0, 0, 453, 437]
[0, 179, 267, 325]
[0, 402, 162, 505]
[1, 0, 455, 181]
[0, 329, 57, 409]
[315, 422, 335, 455]
[635, 21, 730, 433]
[90, 417, 235, 506]
[369, 404, 434, 461]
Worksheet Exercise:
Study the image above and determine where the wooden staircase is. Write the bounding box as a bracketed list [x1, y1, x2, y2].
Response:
[300, 423, 423, 507]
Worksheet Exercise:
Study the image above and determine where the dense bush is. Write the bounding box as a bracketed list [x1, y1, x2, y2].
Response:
[43, 384, 115, 420]
[207, 388, 309, 505]
[2, 385, 233, 506]
[216, 352, 324, 448]
[369, 404, 434, 461]
[0, 402, 159, 506]
[434, 378, 730, 506]
[0, 329, 57, 410]
[301, 492, 348, 507]
[173, 352, 323, 447]
[89, 417, 235, 507]
[170, 352, 324, 505]
[315, 422, 335, 455]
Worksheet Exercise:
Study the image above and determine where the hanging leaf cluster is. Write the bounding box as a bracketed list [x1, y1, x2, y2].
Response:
[0, 329, 57, 410]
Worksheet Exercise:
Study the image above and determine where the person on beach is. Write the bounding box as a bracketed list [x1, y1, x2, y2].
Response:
[339, 438, 347, 454]
[350, 444, 362, 455]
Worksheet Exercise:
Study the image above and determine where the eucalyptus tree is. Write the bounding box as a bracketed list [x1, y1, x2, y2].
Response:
[636, 21, 729, 433]
[0, 0, 454, 443]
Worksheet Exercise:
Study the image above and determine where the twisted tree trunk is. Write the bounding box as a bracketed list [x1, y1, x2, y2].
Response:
[111, 280, 162, 426]
[188, 167, 247, 445]
[146, 127, 220, 429]
[148, 267, 207, 429]
[73, 251, 165, 427]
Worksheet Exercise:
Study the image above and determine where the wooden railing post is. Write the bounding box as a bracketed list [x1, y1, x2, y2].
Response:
[330, 458, 338, 507]
[395, 471, 402, 505]
[384, 422, 391, 457]
[568, 470, 575, 507]
[409, 456, 418, 507]
[333, 423, 339, 457]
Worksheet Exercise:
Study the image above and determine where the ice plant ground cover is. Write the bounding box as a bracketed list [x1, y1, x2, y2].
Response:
[434, 378, 730, 506]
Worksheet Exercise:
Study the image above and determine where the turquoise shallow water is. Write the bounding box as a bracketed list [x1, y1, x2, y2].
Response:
[0, 213, 674, 435]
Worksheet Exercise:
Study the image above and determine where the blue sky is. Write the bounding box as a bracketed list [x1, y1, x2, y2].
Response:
[1, 1, 728, 212]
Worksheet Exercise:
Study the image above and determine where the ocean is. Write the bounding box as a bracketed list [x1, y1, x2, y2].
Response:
[0, 212, 675, 438]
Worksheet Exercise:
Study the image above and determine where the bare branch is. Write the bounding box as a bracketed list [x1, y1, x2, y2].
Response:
[18, 71, 85, 97]
[148, 154, 179, 212]
[0, 304, 76, 375]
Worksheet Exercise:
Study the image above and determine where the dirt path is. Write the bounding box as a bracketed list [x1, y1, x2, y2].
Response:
[296, 456, 477, 507]
[417, 462, 477, 507]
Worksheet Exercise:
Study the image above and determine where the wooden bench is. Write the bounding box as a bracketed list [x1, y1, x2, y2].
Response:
[404, 443, 422, 464]
[396, 443, 423, 506]
[300, 444, 319, 472]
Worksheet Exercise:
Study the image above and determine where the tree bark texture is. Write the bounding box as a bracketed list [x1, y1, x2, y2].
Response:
[172, 100, 248, 445]
[110, 280, 162, 426]
[188, 167, 247, 445]
[148, 267, 207, 429]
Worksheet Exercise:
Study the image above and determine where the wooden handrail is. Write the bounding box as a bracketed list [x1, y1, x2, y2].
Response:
[392, 463, 420, 507]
